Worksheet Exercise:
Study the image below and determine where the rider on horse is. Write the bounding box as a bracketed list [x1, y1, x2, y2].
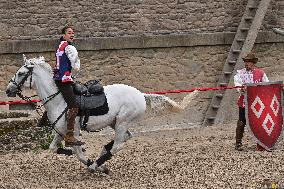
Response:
[53, 25, 85, 147]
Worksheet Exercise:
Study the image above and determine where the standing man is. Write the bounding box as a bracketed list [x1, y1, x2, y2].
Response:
[53, 25, 84, 147]
[234, 52, 269, 151]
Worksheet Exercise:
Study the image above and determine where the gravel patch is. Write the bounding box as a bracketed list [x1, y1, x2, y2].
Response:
[1, 123, 284, 189]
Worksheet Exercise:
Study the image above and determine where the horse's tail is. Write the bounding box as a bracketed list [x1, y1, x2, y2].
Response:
[272, 28, 284, 35]
[144, 90, 198, 112]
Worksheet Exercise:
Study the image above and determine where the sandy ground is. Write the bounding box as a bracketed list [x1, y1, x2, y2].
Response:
[1, 122, 284, 189]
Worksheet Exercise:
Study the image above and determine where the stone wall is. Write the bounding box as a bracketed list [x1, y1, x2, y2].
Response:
[1, 39, 284, 124]
[0, 44, 228, 123]
[0, 0, 283, 41]
[0, 0, 284, 125]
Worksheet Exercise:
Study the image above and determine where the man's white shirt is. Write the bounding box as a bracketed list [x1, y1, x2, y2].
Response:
[234, 68, 269, 93]
[65, 45, 80, 71]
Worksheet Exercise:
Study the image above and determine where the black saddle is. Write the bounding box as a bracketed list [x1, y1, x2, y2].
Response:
[73, 80, 105, 108]
[73, 80, 104, 96]
[73, 80, 109, 131]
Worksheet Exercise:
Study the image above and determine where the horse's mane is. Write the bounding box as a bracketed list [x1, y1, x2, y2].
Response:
[30, 56, 57, 89]
[31, 56, 53, 74]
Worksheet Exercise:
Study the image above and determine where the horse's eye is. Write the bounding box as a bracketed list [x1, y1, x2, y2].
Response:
[18, 72, 25, 76]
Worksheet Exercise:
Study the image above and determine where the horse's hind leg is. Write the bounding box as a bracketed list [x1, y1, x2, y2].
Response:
[89, 105, 142, 174]
[98, 127, 132, 156]
[124, 130, 133, 141]
[91, 121, 132, 174]
[110, 109, 136, 154]
[111, 123, 132, 153]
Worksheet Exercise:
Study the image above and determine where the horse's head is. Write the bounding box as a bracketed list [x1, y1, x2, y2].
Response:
[6, 55, 45, 97]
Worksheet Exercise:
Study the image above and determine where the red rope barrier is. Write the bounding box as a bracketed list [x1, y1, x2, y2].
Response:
[2, 84, 283, 105]
[145, 85, 244, 94]
[0, 99, 41, 105]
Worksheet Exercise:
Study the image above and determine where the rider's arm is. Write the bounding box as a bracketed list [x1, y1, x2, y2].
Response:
[234, 70, 244, 94]
[65, 45, 80, 71]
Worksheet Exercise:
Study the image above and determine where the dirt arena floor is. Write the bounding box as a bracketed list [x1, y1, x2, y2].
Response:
[1, 122, 284, 189]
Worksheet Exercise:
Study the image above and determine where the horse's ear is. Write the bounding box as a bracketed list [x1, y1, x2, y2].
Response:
[39, 56, 45, 62]
[23, 54, 27, 64]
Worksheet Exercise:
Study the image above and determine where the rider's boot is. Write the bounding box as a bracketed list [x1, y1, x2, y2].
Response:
[235, 120, 245, 151]
[64, 107, 85, 147]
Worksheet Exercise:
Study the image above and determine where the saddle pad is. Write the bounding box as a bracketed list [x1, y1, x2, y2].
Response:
[78, 97, 109, 116]
[76, 93, 106, 110]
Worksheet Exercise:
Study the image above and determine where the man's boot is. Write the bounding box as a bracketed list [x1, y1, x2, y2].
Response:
[256, 143, 265, 151]
[235, 120, 245, 151]
[64, 107, 85, 147]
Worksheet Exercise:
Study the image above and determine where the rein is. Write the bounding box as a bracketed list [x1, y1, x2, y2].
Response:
[41, 91, 61, 106]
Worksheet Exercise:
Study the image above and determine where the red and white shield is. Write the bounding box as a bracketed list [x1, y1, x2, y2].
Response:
[245, 81, 284, 150]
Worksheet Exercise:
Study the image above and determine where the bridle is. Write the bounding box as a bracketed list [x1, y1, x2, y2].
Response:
[9, 64, 60, 115]
[9, 65, 34, 93]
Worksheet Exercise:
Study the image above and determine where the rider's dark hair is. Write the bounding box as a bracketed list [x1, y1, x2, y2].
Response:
[61, 25, 73, 34]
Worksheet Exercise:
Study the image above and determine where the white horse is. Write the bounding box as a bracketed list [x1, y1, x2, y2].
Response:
[6, 56, 197, 174]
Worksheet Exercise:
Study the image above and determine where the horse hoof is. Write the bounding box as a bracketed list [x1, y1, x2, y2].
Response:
[97, 165, 110, 175]
[87, 162, 109, 175]
[56, 148, 73, 156]
[87, 163, 98, 174]
[88, 167, 96, 174]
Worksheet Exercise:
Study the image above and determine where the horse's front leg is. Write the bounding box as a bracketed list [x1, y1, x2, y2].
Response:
[72, 146, 91, 166]
[49, 132, 72, 156]
[50, 132, 93, 169]
[49, 132, 63, 152]
[70, 120, 96, 168]
[39, 111, 68, 154]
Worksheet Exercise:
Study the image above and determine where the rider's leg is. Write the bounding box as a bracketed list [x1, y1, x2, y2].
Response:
[55, 80, 84, 147]
[235, 107, 246, 151]
[64, 107, 85, 147]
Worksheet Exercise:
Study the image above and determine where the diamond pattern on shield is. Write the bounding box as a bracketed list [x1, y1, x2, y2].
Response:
[251, 96, 265, 118]
[262, 113, 275, 136]
[270, 94, 280, 116]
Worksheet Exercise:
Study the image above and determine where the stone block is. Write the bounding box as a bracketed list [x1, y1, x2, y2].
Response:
[9, 103, 36, 111]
